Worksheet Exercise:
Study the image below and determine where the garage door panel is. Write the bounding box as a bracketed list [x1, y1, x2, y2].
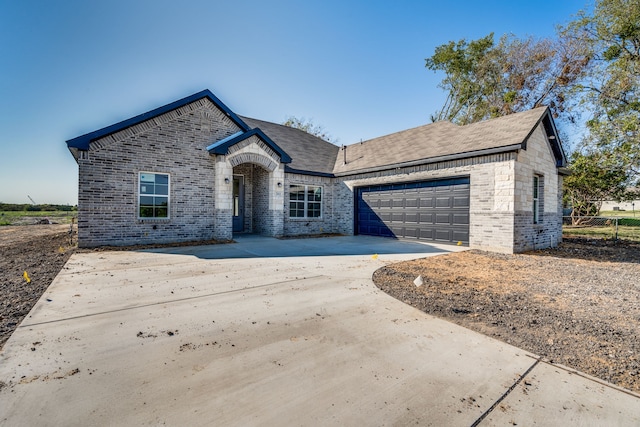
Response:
[418, 228, 434, 239]
[404, 213, 418, 223]
[404, 227, 419, 238]
[390, 225, 404, 236]
[435, 229, 452, 241]
[452, 230, 469, 242]
[453, 196, 470, 207]
[453, 213, 469, 225]
[405, 198, 418, 207]
[435, 213, 451, 224]
[435, 185, 452, 193]
[436, 197, 451, 208]
[391, 212, 404, 222]
[419, 198, 434, 208]
[379, 212, 393, 222]
[418, 212, 434, 224]
[356, 177, 470, 245]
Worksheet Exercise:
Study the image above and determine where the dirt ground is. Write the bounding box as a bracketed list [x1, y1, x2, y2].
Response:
[2, 225, 640, 395]
[0, 225, 76, 349]
[374, 237, 640, 394]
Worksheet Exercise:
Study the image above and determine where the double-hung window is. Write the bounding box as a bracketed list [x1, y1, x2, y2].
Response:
[289, 185, 322, 218]
[533, 175, 541, 224]
[139, 172, 170, 218]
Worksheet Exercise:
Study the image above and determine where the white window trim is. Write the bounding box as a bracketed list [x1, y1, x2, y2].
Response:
[533, 175, 541, 224]
[138, 172, 171, 220]
[289, 184, 323, 219]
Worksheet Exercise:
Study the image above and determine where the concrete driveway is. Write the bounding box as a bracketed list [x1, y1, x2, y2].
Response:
[1, 235, 639, 426]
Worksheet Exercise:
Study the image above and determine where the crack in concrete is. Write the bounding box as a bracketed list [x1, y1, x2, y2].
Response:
[471, 357, 541, 426]
[19, 275, 325, 328]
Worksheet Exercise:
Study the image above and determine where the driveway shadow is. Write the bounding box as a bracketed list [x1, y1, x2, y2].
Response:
[139, 235, 462, 260]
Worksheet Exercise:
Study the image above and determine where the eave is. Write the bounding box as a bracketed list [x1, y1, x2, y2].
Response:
[207, 128, 292, 164]
[66, 90, 250, 152]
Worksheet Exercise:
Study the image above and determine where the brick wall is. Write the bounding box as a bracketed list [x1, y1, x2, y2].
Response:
[253, 166, 271, 235]
[76, 97, 562, 253]
[77, 99, 240, 247]
[513, 125, 563, 252]
[283, 173, 353, 236]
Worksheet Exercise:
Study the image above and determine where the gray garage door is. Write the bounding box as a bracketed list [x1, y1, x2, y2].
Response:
[355, 177, 470, 245]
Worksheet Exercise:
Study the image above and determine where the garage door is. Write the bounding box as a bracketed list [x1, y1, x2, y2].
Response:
[355, 177, 470, 245]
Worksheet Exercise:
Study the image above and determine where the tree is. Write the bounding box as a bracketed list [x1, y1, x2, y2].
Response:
[282, 116, 337, 143]
[424, 33, 497, 124]
[564, 151, 631, 222]
[425, 33, 587, 126]
[562, 0, 640, 180]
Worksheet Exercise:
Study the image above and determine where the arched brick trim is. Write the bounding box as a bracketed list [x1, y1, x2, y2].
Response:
[228, 152, 278, 171]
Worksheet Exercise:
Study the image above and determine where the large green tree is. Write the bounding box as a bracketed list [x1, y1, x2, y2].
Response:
[425, 0, 640, 217]
[562, 0, 640, 180]
[564, 151, 631, 222]
[425, 33, 587, 125]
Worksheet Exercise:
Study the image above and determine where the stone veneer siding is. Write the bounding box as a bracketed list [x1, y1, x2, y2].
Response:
[512, 125, 563, 252]
[77, 99, 241, 247]
[337, 122, 563, 253]
[338, 152, 518, 253]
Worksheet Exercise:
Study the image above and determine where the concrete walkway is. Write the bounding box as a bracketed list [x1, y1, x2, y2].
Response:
[1, 235, 638, 426]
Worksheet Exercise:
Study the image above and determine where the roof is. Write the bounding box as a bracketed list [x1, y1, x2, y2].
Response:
[332, 107, 565, 175]
[66, 89, 565, 178]
[207, 128, 292, 164]
[66, 90, 250, 151]
[240, 116, 340, 176]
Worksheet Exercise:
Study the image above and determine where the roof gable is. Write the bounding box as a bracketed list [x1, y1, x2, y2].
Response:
[66, 90, 250, 151]
[333, 107, 566, 175]
[539, 111, 567, 167]
[207, 128, 292, 163]
[240, 117, 340, 176]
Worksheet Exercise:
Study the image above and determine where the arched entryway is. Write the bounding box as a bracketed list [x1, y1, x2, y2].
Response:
[231, 162, 278, 234]
[211, 133, 289, 241]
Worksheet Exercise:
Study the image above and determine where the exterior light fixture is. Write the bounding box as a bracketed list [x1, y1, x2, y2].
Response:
[224, 177, 230, 184]
[277, 182, 282, 187]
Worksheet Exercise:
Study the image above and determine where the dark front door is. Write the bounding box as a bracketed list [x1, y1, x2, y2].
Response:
[232, 176, 244, 233]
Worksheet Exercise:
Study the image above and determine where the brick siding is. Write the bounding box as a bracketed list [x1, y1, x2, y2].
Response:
[77, 100, 240, 247]
[75, 99, 562, 253]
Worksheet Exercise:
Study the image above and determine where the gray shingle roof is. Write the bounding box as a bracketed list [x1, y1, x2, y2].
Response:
[240, 116, 340, 176]
[332, 107, 552, 175]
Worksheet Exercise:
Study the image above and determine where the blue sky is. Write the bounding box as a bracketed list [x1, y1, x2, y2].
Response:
[0, 0, 589, 205]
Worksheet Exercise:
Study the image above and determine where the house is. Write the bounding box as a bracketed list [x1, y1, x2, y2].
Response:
[600, 192, 639, 214]
[66, 89, 567, 253]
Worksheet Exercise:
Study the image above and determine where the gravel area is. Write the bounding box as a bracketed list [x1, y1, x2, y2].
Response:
[0, 225, 76, 349]
[373, 237, 640, 393]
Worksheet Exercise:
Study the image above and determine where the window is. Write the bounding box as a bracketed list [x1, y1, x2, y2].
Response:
[533, 175, 541, 224]
[289, 185, 322, 218]
[139, 172, 169, 218]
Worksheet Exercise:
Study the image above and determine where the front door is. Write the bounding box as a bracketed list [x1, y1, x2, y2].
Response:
[232, 175, 244, 232]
